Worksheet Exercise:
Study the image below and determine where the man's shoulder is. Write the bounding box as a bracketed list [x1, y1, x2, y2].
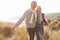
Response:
[25, 9, 31, 12]
[24, 9, 32, 15]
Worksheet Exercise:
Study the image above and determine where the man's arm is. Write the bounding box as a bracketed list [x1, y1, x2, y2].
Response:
[13, 10, 28, 29]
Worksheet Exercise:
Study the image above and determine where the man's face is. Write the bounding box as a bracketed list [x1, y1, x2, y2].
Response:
[31, 3, 37, 9]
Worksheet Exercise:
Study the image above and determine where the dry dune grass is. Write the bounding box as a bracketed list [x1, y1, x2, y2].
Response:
[44, 18, 60, 40]
[14, 27, 28, 40]
[0, 18, 60, 40]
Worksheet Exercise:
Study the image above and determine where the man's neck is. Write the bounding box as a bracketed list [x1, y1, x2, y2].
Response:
[37, 12, 40, 14]
[30, 8, 35, 12]
[31, 7, 35, 10]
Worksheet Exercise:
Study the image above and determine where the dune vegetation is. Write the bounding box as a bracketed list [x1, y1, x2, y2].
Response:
[0, 18, 60, 40]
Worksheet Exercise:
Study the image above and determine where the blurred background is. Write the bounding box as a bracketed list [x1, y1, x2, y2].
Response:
[0, 0, 60, 23]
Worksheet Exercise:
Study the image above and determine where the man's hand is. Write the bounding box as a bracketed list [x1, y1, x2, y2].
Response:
[12, 26, 16, 30]
[10, 26, 16, 31]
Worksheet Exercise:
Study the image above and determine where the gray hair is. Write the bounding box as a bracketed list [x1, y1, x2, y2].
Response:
[31, 1, 37, 4]
[37, 6, 41, 9]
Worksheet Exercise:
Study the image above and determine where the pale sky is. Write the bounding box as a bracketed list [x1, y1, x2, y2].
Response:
[0, 0, 60, 22]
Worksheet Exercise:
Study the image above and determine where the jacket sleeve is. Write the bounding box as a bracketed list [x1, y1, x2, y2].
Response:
[42, 13, 48, 24]
[13, 10, 29, 28]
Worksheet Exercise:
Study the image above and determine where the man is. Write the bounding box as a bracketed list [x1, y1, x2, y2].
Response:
[35, 6, 48, 40]
[13, 1, 37, 40]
